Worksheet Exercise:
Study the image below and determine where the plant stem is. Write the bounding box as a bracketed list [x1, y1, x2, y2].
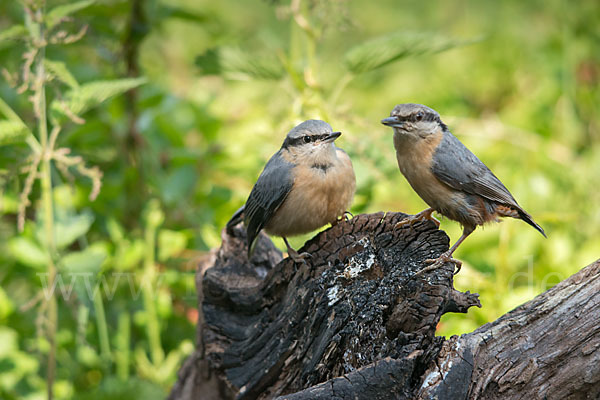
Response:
[93, 288, 112, 365]
[328, 72, 354, 107]
[143, 201, 164, 366]
[32, 4, 57, 399]
[116, 312, 131, 380]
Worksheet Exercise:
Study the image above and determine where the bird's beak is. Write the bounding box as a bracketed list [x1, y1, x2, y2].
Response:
[323, 131, 342, 143]
[381, 116, 404, 129]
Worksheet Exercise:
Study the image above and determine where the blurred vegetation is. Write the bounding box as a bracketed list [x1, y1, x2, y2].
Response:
[0, 0, 598, 398]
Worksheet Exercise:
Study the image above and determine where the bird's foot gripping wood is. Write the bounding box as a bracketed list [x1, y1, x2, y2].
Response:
[416, 252, 462, 277]
[332, 210, 354, 227]
[286, 249, 312, 264]
[395, 207, 440, 231]
[283, 237, 312, 264]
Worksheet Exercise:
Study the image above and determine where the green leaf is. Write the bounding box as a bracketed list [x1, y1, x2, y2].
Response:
[8, 237, 48, 269]
[0, 97, 39, 151]
[344, 31, 476, 74]
[56, 211, 95, 249]
[0, 327, 18, 358]
[36, 210, 95, 249]
[45, 59, 79, 89]
[61, 247, 106, 274]
[46, 0, 96, 29]
[158, 229, 188, 262]
[0, 120, 28, 146]
[195, 48, 221, 75]
[51, 77, 146, 120]
[196, 47, 284, 80]
[60, 246, 107, 305]
[157, 5, 209, 23]
[0, 25, 27, 42]
[115, 239, 144, 271]
[160, 166, 197, 205]
[0, 287, 14, 320]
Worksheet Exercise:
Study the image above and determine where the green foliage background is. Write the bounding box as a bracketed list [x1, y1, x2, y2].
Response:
[0, 0, 598, 398]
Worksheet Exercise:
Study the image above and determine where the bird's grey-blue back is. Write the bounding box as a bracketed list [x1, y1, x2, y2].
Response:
[431, 130, 519, 208]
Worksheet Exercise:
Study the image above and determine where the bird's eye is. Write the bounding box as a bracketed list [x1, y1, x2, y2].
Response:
[303, 136, 312, 143]
[415, 111, 424, 121]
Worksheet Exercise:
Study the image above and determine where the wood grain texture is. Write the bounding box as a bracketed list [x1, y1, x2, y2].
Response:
[417, 259, 600, 400]
[169, 213, 599, 400]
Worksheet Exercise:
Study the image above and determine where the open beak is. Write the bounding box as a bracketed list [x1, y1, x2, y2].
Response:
[381, 116, 404, 129]
[323, 131, 342, 143]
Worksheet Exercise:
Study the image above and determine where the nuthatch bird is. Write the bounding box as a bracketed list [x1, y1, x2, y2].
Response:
[381, 103, 545, 273]
[227, 120, 356, 262]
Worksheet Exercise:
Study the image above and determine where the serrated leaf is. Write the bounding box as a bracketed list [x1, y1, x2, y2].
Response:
[46, 0, 95, 29]
[0, 25, 27, 42]
[51, 77, 146, 120]
[222, 48, 284, 80]
[45, 59, 79, 89]
[8, 237, 48, 269]
[344, 31, 475, 74]
[0, 120, 28, 146]
[196, 47, 283, 80]
[0, 98, 39, 151]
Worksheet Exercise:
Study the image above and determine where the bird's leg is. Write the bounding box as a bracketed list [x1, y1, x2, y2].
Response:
[395, 207, 440, 231]
[416, 227, 474, 276]
[283, 237, 311, 264]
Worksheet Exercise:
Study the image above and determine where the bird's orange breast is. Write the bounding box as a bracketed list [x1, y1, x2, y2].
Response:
[265, 149, 355, 237]
[394, 130, 480, 227]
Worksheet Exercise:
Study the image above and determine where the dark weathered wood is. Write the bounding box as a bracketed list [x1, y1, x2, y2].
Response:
[416, 259, 600, 400]
[168, 212, 600, 400]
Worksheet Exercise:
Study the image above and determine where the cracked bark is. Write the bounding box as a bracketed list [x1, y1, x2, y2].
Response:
[168, 212, 600, 399]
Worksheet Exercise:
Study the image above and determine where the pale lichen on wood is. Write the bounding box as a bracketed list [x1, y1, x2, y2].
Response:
[169, 212, 600, 400]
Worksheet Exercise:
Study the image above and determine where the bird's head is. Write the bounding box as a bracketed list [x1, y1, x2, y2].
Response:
[282, 119, 341, 162]
[381, 103, 446, 140]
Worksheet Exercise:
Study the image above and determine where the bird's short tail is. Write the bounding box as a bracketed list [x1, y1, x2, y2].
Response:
[517, 209, 546, 238]
[226, 205, 245, 234]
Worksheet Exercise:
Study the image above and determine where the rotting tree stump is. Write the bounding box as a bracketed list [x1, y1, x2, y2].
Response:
[168, 212, 600, 400]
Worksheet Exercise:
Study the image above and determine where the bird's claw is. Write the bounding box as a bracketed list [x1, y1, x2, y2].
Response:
[394, 208, 440, 231]
[288, 250, 312, 265]
[414, 253, 462, 277]
[332, 211, 353, 227]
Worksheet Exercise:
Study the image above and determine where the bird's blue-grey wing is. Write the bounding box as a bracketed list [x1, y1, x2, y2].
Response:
[244, 151, 294, 256]
[431, 131, 520, 208]
[431, 131, 546, 236]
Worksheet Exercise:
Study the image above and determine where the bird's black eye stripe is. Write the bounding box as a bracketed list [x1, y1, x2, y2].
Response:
[395, 111, 438, 123]
[283, 132, 332, 148]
